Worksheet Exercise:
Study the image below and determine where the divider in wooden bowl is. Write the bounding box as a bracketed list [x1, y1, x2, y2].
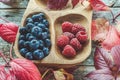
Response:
[14, 0, 93, 68]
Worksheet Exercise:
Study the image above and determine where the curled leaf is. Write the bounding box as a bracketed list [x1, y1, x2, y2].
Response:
[10, 59, 42, 80]
[72, 0, 80, 8]
[53, 69, 74, 80]
[86, 69, 114, 80]
[0, 22, 18, 43]
[94, 47, 113, 69]
[47, 0, 69, 10]
[101, 26, 120, 50]
[89, 0, 110, 11]
[53, 70, 66, 80]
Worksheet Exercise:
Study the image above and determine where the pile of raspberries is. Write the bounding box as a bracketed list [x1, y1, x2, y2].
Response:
[57, 21, 88, 58]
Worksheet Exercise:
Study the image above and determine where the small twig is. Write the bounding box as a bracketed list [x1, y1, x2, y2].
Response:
[41, 68, 54, 80]
[9, 43, 14, 60]
[42, 69, 50, 79]
[110, 11, 115, 23]
[0, 17, 10, 23]
[114, 13, 120, 21]
[0, 51, 9, 64]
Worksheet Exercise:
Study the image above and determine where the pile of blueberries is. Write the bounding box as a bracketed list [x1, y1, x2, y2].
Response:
[19, 12, 51, 60]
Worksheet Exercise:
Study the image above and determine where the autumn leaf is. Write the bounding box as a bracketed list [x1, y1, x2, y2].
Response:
[89, 0, 110, 11]
[94, 47, 113, 69]
[47, 0, 69, 10]
[86, 69, 114, 80]
[101, 26, 120, 50]
[72, 0, 80, 8]
[86, 45, 120, 80]
[91, 18, 109, 42]
[10, 58, 42, 80]
[0, 22, 18, 43]
[0, 66, 8, 80]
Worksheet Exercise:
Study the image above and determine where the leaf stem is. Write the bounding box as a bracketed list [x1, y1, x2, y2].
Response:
[9, 43, 14, 60]
[0, 51, 9, 64]
[0, 17, 10, 23]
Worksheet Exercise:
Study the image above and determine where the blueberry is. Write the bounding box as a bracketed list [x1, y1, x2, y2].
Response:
[42, 19, 49, 27]
[19, 27, 27, 34]
[45, 39, 51, 47]
[43, 28, 49, 33]
[24, 41, 30, 48]
[25, 52, 33, 60]
[37, 23, 46, 29]
[42, 32, 48, 40]
[20, 48, 28, 57]
[34, 22, 39, 26]
[43, 47, 49, 56]
[19, 35, 26, 40]
[31, 26, 42, 36]
[26, 33, 33, 39]
[32, 14, 43, 22]
[26, 23, 34, 32]
[28, 36, 36, 41]
[39, 40, 44, 49]
[38, 13, 45, 18]
[26, 18, 33, 23]
[33, 49, 44, 60]
[29, 39, 40, 50]
[19, 40, 25, 49]
[37, 32, 42, 39]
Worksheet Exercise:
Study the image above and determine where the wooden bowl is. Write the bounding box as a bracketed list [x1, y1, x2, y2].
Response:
[14, 0, 92, 68]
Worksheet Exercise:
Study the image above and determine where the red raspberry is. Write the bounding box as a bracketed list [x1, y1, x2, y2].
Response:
[62, 21, 73, 32]
[72, 23, 86, 34]
[70, 38, 82, 51]
[57, 35, 69, 49]
[63, 32, 75, 40]
[76, 31, 88, 43]
[62, 45, 76, 58]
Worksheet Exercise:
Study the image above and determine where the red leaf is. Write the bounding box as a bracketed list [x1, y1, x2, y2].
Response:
[86, 69, 114, 80]
[47, 0, 69, 10]
[0, 22, 18, 43]
[0, 66, 8, 80]
[91, 18, 109, 41]
[7, 70, 17, 80]
[72, 0, 80, 8]
[94, 47, 113, 69]
[111, 45, 120, 67]
[89, 0, 110, 11]
[102, 27, 120, 50]
[10, 59, 42, 80]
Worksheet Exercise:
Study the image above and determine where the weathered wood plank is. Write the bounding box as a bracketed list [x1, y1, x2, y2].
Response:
[73, 66, 95, 80]
[0, 9, 25, 26]
[0, 0, 28, 8]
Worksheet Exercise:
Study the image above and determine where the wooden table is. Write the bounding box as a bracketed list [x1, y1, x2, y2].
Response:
[0, 0, 120, 80]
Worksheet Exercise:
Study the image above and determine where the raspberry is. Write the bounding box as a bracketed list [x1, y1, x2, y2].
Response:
[70, 38, 82, 51]
[72, 23, 85, 34]
[62, 45, 76, 58]
[57, 35, 69, 49]
[76, 31, 88, 43]
[63, 32, 75, 40]
[62, 21, 73, 32]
